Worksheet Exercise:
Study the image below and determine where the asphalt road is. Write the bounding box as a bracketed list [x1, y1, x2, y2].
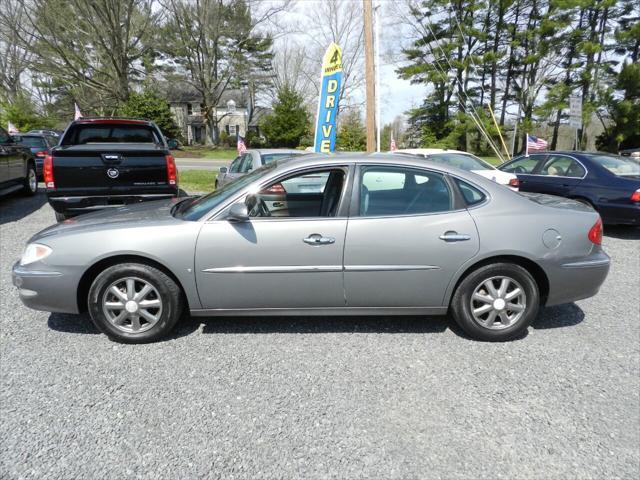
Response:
[1, 192, 639, 479]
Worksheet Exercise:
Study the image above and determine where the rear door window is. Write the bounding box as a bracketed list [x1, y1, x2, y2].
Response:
[540, 156, 585, 178]
[17, 136, 46, 148]
[360, 166, 453, 216]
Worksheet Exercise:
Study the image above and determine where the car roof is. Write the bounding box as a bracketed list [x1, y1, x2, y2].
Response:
[397, 148, 469, 155]
[71, 118, 153, 126]
[251, 149, 303, 155]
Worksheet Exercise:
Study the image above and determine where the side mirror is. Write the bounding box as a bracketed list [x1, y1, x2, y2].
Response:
[227, 202, 249, 222]
[219, 166, 228, 174]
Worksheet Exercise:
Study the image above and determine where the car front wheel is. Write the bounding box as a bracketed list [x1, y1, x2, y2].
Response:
[451, 263, 539, 341]
[88, 263, 183, 343]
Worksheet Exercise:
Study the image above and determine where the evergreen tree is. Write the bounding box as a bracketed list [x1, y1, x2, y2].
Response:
[260, 83, 310, 148]
[336, 109, 366, 151]
[119, 90, 181, 140]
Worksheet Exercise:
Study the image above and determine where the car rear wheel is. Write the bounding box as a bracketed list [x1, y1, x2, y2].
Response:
[88, 263, 183, 343]
[23, 163, 38, 196]
[451, 263, 539, 341]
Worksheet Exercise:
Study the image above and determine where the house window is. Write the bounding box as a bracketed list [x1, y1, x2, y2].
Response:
[229, 125, 236, 135]
[187, 103, 193, 115]
[225, 125, 230, 135]
[227, 100, 236, 113]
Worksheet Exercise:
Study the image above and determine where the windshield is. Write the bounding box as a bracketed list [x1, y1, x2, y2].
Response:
[176, 162, 278, 221]
[17, 136, 46, 148]
[426, 153, 495, 171]
[589, 154, 640, 177]
[261, 152, 302, 164]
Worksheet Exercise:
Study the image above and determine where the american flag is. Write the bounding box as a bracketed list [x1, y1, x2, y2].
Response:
[74, 102, 83, 120]
[237, 135, 247, 155]
[526, 134, 548, 152]
[390, 135, 397, 152]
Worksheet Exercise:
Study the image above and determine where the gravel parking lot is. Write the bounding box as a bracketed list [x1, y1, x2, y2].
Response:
[1, 192, 639, 479]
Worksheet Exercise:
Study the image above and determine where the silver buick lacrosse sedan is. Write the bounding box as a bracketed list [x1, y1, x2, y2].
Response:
[13, 153, 610, 343]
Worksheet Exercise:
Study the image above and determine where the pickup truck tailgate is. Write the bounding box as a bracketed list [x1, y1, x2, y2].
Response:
[53, 144, 169, 193]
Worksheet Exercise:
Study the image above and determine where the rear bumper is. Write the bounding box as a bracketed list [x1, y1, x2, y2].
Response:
[47, 192, 178, 215]
[597, 203, 640, 225]
[12, 261, 80, 314]
[544, 251, 611, 306]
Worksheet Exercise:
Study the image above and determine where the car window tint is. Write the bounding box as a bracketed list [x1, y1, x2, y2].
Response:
[0, 129, 10, 143]
[229, 156, 243, 173]
[251, 169, 344, 218]
[540, 156, 585, 177]
[428, 153, 493, 171]
[279, 171, 330, 194]
[456, 179, 486, 206]
[261, 153, 301, 164]
[62, 125, 159, 144]
[18, 136, 46, 148]
[501, 156, 540, 174]
[590, 154, 640, 177]
[360, 167, 452, 216]
[240, 154, 253, 173]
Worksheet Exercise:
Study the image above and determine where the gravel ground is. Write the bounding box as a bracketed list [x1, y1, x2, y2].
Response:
[1, 192, 639, 480]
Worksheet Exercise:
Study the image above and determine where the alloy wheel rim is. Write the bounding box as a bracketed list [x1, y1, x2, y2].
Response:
[29, 169, 37, 192]
[102, 277, 163, 333]
[470, 276, 526, 330]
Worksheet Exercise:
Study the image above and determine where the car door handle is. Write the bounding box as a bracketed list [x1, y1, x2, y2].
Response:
[439, 231, 471, 242]
[303, 234, 335, 245]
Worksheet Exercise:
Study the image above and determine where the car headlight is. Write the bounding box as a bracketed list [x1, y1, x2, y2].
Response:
[20, 243, 52, 266]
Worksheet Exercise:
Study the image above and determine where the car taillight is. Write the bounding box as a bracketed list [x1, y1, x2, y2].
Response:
[166, 154, 177, 186]
[43, 155, 55, 189]
[631, 189, 640, 202]
[508, 178, 520, 188]
[588, 217, 603, 245]
[35, 150, 48, 157]
[261, 183, 286, 194]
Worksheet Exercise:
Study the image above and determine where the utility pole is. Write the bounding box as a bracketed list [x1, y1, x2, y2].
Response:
[363, 0, 376, 153]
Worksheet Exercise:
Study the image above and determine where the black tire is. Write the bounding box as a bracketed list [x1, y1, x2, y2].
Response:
[451, 262, 539, 341]
[55, 212, 67, 222]
[87, 263, 184, 343]
[22, 162, 38, 196]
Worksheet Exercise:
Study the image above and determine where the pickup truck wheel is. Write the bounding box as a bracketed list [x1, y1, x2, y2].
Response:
[88, 263, 183, 344]
[23, 163, 38, 196]
[451, 263, 539, 342]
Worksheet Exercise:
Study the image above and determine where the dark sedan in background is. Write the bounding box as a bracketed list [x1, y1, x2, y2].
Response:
[15, 133, 59, 179]
[500, 151, 640, 225]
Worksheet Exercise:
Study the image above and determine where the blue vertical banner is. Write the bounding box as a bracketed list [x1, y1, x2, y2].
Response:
[314, 43, 343, 153]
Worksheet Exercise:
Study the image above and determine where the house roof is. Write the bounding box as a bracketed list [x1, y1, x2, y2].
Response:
[165, 83, 249, 108]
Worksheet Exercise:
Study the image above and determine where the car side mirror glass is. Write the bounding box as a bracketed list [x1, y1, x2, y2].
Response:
[227, 202, 249, 222]
[219, 166, 228, 174]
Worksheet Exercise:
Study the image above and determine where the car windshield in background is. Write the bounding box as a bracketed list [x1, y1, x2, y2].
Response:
[176, 162, 278, 221]
[261, 153, 302, 164]
[590, 154, 640, 177]
[427, 153, 494, 171]
[61, 124, 160, 145]
[17, 136, 46, 148]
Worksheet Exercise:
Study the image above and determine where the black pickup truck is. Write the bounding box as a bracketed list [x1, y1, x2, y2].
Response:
[46, 118, 179, 220]
[0, 126, 38, 197]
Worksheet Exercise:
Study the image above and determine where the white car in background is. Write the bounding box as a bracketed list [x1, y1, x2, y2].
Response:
[397, 148, 519, 190]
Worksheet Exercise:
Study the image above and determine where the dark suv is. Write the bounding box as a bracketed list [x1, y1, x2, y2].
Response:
[0, 126, 38, 197]
[46, 118, 179, 220]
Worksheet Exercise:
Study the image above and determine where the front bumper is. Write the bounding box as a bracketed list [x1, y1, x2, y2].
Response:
[12, 261, 80, 314]
[544, 251, 611, 306]
[47, 192, 177, 215]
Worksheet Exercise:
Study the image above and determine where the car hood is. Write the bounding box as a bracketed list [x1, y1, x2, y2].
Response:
[32, 198, 185, 241]
[471, 169, 516, 185]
